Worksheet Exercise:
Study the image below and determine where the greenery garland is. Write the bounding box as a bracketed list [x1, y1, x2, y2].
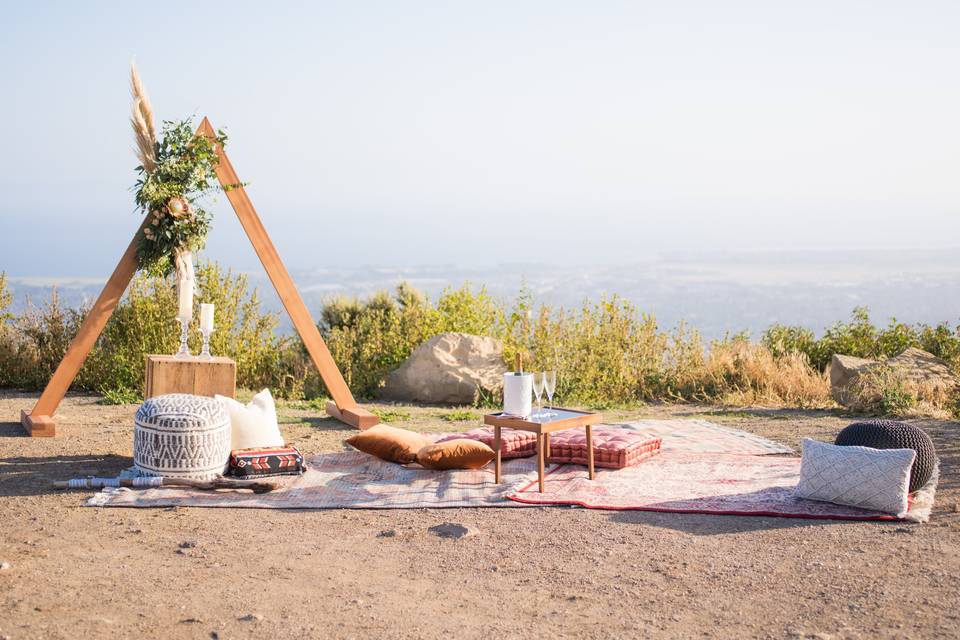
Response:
[132, 118, 228, 275]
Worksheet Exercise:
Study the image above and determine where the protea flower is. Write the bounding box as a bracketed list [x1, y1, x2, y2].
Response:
[167, 196, 190, 218]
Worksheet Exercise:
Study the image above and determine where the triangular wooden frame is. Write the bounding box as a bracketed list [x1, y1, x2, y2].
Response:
[20, 117, 379, 436]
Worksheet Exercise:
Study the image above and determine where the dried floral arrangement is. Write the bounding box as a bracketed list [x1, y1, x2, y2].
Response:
[129, 63, 229, 275]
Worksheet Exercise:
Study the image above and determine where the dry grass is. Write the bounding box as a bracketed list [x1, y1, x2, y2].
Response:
[676, 338, 833, 408]
[129, 61, 156, 173]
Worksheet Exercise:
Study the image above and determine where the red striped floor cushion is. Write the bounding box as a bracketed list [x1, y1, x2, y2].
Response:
[548, 428, 661, 469]
[437, 427, 538, 459]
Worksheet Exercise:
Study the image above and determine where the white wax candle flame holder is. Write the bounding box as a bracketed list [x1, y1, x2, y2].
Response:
[174, 317, 192, 359]
[174, 254, 195, 359]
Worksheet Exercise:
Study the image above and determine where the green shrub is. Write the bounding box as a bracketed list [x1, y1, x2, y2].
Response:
[762, 324, 816, 361]
[0, 263, 297, 400]
[78, 261, 293, 401]
[321, 285, 439, 397]
[99, 385, 142, 405]
[2, 265, 958, 419]
[762, 307, 960, 372]
[5, 290, 84, 389]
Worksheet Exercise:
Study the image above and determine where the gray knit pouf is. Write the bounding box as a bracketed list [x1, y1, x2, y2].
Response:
[134, 394, 231, 480]
[835, 419, 937, 493]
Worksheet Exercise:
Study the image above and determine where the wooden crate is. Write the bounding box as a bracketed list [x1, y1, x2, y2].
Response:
[144, 354, 237, 399]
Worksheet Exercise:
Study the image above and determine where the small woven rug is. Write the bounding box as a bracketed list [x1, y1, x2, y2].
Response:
[87, 451, 537, 509]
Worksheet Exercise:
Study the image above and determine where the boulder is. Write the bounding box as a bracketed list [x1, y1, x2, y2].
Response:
[380, 333, 506, 404]
[886, 347, 959, 390]
[829, 348, 959, 405]
[829, 354, 878, 404]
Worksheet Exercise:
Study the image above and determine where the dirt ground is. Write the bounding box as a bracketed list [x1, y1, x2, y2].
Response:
[1, 391, 958, 640]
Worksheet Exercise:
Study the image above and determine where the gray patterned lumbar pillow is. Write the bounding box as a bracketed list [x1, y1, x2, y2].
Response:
[795, 438, 915, 517]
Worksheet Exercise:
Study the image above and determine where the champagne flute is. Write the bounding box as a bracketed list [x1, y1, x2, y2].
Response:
[532, 371, 545, 418]
[544, 370, 557, 416]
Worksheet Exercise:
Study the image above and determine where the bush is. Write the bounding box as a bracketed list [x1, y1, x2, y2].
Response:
[0, 286, 84, 389]
[321, 285, 443, 397]
[763, 307, 960, 371]
[518, 297, 667, 407]
[0, 263, 297, 401]
[78, 261, 294, 401]
[1, 266, 956, 418]
[322, 286, 832, 408]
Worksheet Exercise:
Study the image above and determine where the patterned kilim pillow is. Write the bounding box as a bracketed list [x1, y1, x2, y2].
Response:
[228, 446, 306, 478]
[437, 427, 538, 459]
[134, 394, 231, 480]
[548, 428, 662, 469]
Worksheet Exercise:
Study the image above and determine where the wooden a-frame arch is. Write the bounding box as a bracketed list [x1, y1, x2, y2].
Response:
[20, 117, 379, 436]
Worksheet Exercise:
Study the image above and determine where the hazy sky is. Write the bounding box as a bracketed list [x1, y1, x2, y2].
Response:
[2, 1, 959, 277]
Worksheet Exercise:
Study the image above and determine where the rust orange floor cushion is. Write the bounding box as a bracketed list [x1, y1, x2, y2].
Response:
[549, 428, 661, 469]
[437, 427, 537, 458]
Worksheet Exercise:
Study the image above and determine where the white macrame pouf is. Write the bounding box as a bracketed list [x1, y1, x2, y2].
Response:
[134, 393, 231, 480]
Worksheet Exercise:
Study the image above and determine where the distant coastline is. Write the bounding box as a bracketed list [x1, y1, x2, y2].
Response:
[8, 248, 960, 340]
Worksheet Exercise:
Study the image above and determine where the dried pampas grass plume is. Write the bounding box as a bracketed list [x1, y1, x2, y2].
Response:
[130, 61, 157, 173]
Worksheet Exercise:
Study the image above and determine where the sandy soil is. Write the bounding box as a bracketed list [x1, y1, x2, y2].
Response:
[1, 391, 958, 640]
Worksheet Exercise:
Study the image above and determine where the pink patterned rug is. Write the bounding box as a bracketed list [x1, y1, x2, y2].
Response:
[614, 419, 793, 455]
[506, 451, 929, 521]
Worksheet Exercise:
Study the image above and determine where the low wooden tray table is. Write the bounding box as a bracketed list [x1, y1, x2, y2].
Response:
[484, 408, 602, 493]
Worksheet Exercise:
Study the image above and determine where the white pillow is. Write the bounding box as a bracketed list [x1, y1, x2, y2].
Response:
[216, 389, 284, 451]
[795, 438, 915, 517]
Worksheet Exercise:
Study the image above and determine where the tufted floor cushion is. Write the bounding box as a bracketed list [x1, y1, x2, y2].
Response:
[134, 393, 232, 480]
[548, 428, 662, 469]
[437, 427, 538, 459]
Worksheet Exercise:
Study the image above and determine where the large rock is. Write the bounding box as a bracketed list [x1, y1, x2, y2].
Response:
[380, 333, 506, 404]
[829, 347, 959, 405]
[887, 347, 959, 389]
[829, 354, 879, 404]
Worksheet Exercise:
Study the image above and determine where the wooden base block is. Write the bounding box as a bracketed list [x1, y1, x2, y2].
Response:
[21, 410, 56, 437]
[144, 354, 237, 399]
[326, 401, 379, 430]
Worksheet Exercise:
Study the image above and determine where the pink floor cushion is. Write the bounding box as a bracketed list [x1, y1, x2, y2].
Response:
[549, 428, 661, 469]
[437, 427, 538, 459]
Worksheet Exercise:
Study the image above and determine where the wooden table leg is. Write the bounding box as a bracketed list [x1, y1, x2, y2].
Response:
[544, 432, 551, 465]
[537, 433, 545, 493]
[586, 424, 595, 480]
[494, 425, 502, 484]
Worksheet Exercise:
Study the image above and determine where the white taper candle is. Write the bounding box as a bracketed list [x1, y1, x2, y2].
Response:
[199, 303, 215, 332]
[177, 279, 194, 321]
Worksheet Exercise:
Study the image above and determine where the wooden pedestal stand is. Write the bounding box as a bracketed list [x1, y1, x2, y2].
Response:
[20, 118, 378, 436]
[144, 354, 237, 399]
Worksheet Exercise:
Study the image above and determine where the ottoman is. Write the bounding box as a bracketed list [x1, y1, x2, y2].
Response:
[835, 419, 937, 493]
[134, 393, 231, 480]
